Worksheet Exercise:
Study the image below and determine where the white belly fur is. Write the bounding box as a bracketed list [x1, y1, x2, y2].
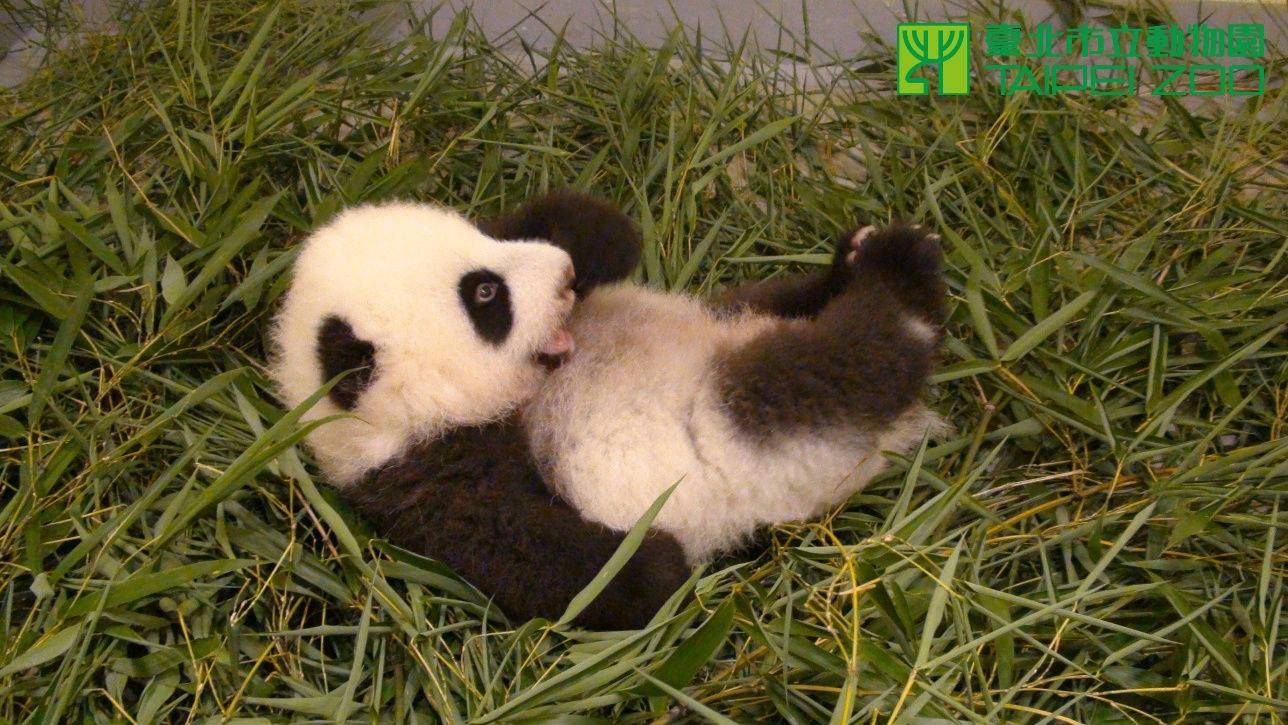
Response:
[522, 283, 938, 562]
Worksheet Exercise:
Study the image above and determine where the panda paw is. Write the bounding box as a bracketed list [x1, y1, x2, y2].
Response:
[482, 190, 643, 294]
[832, 222, 945, 325]
[836, 223, 940, 274]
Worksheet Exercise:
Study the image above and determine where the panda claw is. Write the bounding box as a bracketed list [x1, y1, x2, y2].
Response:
[842, 225, 877, 267]
[851, 225, 877, 248]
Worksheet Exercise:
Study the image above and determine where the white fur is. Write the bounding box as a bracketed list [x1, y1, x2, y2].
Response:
[270, 202, 574, 485]
[904, 316, 939, 344]
[523, 284, 943, 563]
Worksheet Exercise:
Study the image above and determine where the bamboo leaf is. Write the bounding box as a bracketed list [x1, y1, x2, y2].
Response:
[1001, 289, 1097, 363]
[0, 624, 83, 677]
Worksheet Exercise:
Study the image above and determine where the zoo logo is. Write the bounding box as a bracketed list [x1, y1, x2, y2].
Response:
[897, 23, 971, 95]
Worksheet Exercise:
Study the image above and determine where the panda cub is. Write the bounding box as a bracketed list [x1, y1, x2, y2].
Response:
[493, 194, 947, 563]
[271, 192, 945, 628]
[270, 200, 690, 630]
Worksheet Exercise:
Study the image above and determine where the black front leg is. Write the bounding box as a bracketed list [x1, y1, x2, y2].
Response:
[480, 190, 643, 295]
[714, 224, 945, 440]
[344, 421, 689, 630]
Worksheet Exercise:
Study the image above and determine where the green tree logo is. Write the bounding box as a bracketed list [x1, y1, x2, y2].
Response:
[897, 23, 971, 95]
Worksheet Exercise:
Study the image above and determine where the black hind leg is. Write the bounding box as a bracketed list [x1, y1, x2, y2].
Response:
[480, 190, 642, 294]
[711, 268, 839, 318]
[715, 223, 945, 440]
[711, 227, 868, 318]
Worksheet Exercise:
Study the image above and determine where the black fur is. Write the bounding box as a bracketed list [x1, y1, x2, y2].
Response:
[481, 190, 643, 294]
[714, 224, 945, 440]
[711, 233, 858, 317]
[845, 225, 945, 326]
[344, 418, 690, 629]
[317, 316, 376, 410]
[712, 268, 840, 319]
[712, 224, 944, 323]
[458, 269, 513, 344]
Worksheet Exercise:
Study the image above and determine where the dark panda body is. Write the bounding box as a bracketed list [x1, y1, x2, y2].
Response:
[344, 419, 688, 630]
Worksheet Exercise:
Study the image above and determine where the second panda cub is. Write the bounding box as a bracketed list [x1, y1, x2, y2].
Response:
[501, 195, 947, 563]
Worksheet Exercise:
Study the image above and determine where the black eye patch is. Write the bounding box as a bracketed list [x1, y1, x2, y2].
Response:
[316, 315, 377, 410]
[458, 269, 513, 345]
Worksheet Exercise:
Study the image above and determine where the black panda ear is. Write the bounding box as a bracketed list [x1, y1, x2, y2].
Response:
[316, 316, 376, 410]
[479, 190, 642, 294]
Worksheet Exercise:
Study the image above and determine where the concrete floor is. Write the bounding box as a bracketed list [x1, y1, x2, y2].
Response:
[3, 1, 1284, 87]
[404, 0, 1062, 54]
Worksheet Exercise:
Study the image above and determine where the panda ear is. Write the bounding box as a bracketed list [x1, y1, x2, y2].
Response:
[478, 190, 642, 293]
[316, 316, 376, 410]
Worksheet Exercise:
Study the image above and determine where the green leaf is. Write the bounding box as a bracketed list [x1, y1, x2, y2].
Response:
[1156, 581, 1245, 686]
[160, 255, 186, 305]
[1001, 289, 1097, 363]
[64, 559, 254, 618]
[694, 117, 799, 169]
[1167, 507, 1215, 548]
[49, 208, 127, 275]
[636, 598, 734, 696]
[0, 414, 25, 439]
[160, 191, 282, 323]
[558, 481, 680, 626]
[965, 263, 999, 359]
[915, 539, 964, 666]
[109, 637, 222, 678]
[27, 279, 92, 425]
[1134, 326, 1281, 445]
[2, 262, 72, 318]
[211, 3, 279, 107]
[632, 669, 740, 725]
[0, 623, 83, 677]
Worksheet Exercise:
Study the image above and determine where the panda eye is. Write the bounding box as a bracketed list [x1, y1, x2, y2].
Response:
[474, 282, 498, 305]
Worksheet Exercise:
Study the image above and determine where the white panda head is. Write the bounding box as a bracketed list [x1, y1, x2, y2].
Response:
[269, 201, 576, 486]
